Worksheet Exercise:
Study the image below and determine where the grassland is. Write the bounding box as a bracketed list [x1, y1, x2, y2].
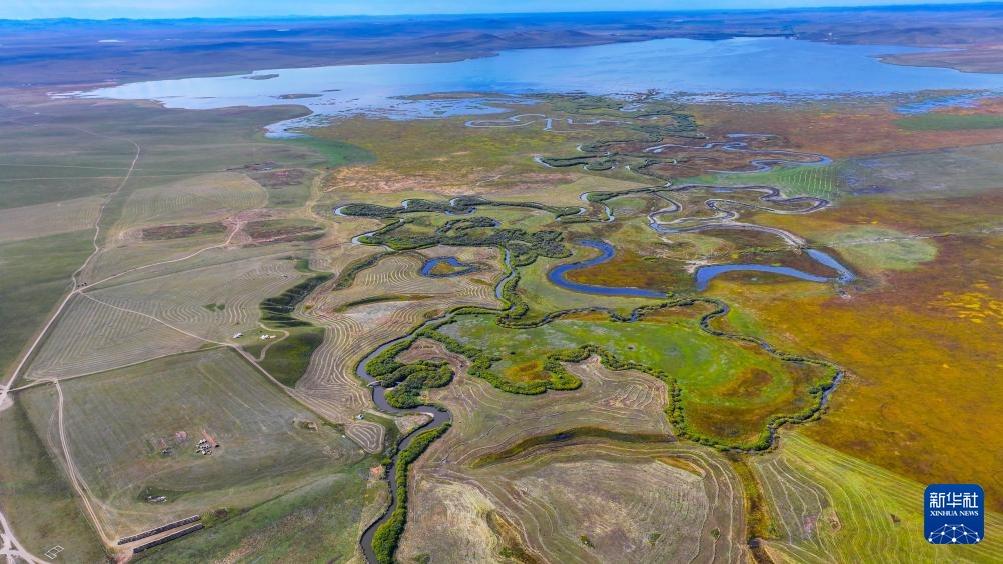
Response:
[0, 231, 94, 376]
[691, 163, 845, 200]
[690, 100, 1003, 159]
[895, 113, 1003, 131]
[141, 467, 371, 562]
[397, 348, 744, 563]
[325, 96, 1003, 564]
[437, 306, 833, 447]
[4, 83, 1003, 563]
[755, 432, 1003, 563]
[18, 348, 369, 541]
[285, 136, 376, 167]
[0, 196, 105, 243]
[0, 401, 108, 561]
[820, 226, 938, 272]
[247, 326, 325, 387]
[0, 95, 370, 381]
[0, 93, 387, 560]
[838, 143, 1003, 198]
[22, 250, 310, 381]
[720, 187, 1003, 513]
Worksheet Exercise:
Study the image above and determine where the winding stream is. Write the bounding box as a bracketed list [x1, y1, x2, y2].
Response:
[357, 251, 515, 563]
[547, 240, 667, 298]
[352, 130, 856, 561]
[356, 331, 450, 564]
[694, 247, 855, 291]
[548, 239, 855, 294]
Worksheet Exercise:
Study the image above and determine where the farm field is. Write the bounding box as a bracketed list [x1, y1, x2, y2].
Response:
[755, 432, 1003, 562]
[2, 13, 1003, 562]
[18, 348, 369, 540]
[397, 344, 745, 563]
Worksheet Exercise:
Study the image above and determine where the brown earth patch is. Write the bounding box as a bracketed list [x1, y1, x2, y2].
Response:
[718, 368, 772, 397]
[141, 222, 226, 240]
[243, 220, 324, 243]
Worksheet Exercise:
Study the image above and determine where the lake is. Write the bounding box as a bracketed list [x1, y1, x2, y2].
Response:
[64, 36, 1003, 135]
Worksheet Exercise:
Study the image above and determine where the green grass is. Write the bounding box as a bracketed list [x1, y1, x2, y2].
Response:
[689, 163, 844, 201]
[755, 432, 1003, 562]
[0, 177, 120, 211]
[0, 230, 94, 379]
[283, 136, 375, 167]
[0, 400, 108, 560]
[142, 465, 371, 562]
[259, 273, 333, 328]
[470, 427, 674, 468]
[438, 308, 831, 446]
[823, 226, 938, 272]
[247, 326, 325, 387]
[895, 113, 1003, 131]
[19, 348, 367, 536]
[251, 257, 331, 387]
[334, 293, 431, 312]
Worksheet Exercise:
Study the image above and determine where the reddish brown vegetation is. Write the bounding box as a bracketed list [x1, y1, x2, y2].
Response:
[692, 101, 1003, 159]
[717, 194, 1003, 511]
[141, 222, 226, 240]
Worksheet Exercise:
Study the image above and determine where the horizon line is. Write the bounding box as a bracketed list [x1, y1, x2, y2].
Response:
[2, 1, 1000, 23]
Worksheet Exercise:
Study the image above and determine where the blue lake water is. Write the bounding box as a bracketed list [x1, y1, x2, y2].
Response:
[805, 249, 856, 284]
[694, 248, 855, 291]
[420, 256, 476, 277]
[894, 92, 990, 114]
[65, 37, 1003, 136]
[548, 240, 667, 299]
[695, 264, 828, 290]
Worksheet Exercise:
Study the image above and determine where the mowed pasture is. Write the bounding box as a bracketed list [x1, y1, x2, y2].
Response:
[397, 346, 744, 563]
[0, 195, 104, 243]
[22, 251, 307, 381]
[117, 171, 266, 227]
[755, 432, 1003, 563]
[85, 171, 270, 281]
[0, 95, 388, 560]
[18, 347, 368, 540]
[0, 96, 366, 378]
[292, 247, 502, 452]
[695, 163, 845, 201]
[0, 230, 94, 375]
[0, 401, 109, 562]
[22, 293, 205, 381]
